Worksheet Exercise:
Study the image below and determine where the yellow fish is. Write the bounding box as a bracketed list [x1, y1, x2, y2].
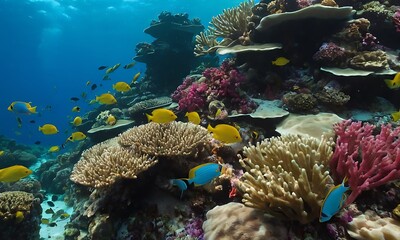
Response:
[207, 124, 242, 144]
[105, 63, 121, 74]
[95, 93, 117, 105]
[15, 211, 24, 223]
[48, 146, 60, 153]
[60, 213, 70, 219]
[67, 132, 86, 142]
[41, 218, 50, 224]
[131, 72, 141, 84]
[391, 110, 400, 122]
[39, 124, 59, 135]
[185, 111, 201, 125]
[146, 108, 177, 123]
[0, 165, 32, 182]
[71, 116, 82, 126]
[0, 151, 4, 156]
[384, 72, 400, 89]
[72, 106, 80, 112]
[113, 82, 131, 92]
[123, 62, 136, 69]
[106, 115, 117, 125]
[272, 57, 290, 66]
[8, 101, 37, 115]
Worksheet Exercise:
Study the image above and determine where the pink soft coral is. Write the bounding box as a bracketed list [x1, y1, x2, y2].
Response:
[330, 120, 400, 205]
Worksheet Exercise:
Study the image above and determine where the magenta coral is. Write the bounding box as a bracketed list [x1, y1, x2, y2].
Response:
[171, 60, 257, 113]
[313, 42, 346, 66]
[330, 120, 400, 205]
[393, 9, 400, 32]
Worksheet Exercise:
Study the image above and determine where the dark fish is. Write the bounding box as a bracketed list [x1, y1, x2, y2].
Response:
[103, 75, 111, 80]
[34, 141, 41, 145]
[98, 66, 107, 70]
[91, 84, 97, 91]
[51, 195, 58, 201]
[48, 222, 57, 227]
[45, 208, 55, 214]
[16, 117, 22, 128]
[47, 201, 55, 207]
[29, 120, 36, 124]
[70, 97, 80, 102]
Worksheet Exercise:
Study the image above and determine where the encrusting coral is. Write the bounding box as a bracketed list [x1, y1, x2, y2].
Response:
[70, 137, 157, 188]
[119, 121, 211, 157]
[237, 134, 334, 224]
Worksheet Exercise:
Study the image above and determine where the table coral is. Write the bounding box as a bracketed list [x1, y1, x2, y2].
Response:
[330, 120, 400, 205]
[237, 134, 334, 224]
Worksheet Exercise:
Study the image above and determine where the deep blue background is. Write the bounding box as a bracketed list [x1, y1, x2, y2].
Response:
[0, 0, 242, 146]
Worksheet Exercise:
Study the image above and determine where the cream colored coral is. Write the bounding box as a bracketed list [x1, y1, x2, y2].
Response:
[118, 121, 211, 157]
[0, 191, 35, 220]
[347, 210, 400, 240]
[237, 134, 334, 224]
[70, 137, 157, 188]
[203, 202, 288, 240]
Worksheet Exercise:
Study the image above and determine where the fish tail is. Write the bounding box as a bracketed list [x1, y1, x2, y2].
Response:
[29, 106, 37, 113]
[38, 126, 42, 131]
[186, 178, 193, 185]
[145, 113, 152, 122]
[207, 124, 213, 132]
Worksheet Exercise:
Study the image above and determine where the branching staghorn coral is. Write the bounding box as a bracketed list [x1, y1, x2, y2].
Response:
[237, 134, 334, 224]
[194, 0, 254, 56]
[70, 137, 157, 188]
[119, 121, 211, 157]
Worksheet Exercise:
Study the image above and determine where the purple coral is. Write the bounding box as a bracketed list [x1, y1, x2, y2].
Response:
[184, 217, 204, 239]
[172, 60, 257, 113]
[393, 9, 400, 32]
[362, 33, 379, 50]
[313, 42, 346, 66]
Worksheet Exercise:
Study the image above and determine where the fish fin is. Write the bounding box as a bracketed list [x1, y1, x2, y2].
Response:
[29, 106, 37, 113]
[384, 79, 394, 88]
[38, 126, 42, 131]
[145, 113, 152, 122]
[185, 112, 189, 117]
[207, 124, 213, 132]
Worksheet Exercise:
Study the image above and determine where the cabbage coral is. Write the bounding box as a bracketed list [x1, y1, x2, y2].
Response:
[237, 134, 334, 224]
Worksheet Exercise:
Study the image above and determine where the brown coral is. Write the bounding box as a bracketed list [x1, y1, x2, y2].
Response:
[349, 50, 389, 70]
[0, 191, 35, 221]
[118, 122, 212, 157]
[237, 134, 334, 224]
[315, 88, 350, 106]
[282, 92, 317, 113]
[70, 137, 157, 188]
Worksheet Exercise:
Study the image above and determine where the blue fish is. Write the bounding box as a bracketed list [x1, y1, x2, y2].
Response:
[187, 163, 223, 187]
[170, 178, 188, 198]
[320, 177, 349, 222]
[8, 101, 37, 114]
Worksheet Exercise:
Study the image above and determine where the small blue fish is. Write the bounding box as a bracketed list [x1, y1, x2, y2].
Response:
[170, 178, 188, 198]
[187, 163, 223, 187]
[8, 101, 37, 114]
[320, 177, 349, 222]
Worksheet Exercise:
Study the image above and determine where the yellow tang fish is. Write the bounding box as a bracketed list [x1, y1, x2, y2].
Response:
[95, 93, 117, 105]
[131, 72, 141, 84]
[391, 110, 400, 122]
[71, 116, 82, 126]
[384, 72, 400, 89]
[15, 211, 24, 223]
[0, 165, 32, 183]
[207, 124, 242, 144]
[146, 108, 177, 123]
[48, 146, 60, 153]
[8, 101, 37, 115]
[0, 151, 4, 157]
[72, 106, 80, 112]
[39, 124, 59, 135]
[272, 57, 290, 66]
[185, 111, 201, 125]
[113, 82, 131, 92]
[106, 115, 117, 125]
[105, 63, 121, 74]
[67, 132, 86, 142]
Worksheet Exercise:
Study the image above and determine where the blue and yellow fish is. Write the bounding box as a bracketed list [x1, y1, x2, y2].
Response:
[187, 163, 223, 187]
[8, 101, 37, 114]
[320, 177, 350, 222]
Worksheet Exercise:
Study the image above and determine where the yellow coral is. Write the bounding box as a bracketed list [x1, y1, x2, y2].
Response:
[237, 134, 334, 224]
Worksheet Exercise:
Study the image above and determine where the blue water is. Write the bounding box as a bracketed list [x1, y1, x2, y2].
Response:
[0, 0, 242, 147]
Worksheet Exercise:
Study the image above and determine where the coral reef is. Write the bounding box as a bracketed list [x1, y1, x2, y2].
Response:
[349, 50, 389, 70]
[172, 60, 257, 114]
[282, 92, 318, 113]
[203, 202, 288, 240]
[237, 134, 334, 224]
[330, 120, 400, 205]
[314, 88, 350, 106]
[126, 96, 172, 116]
[70, 137, 157, 188]
[119, 121, 211, 157]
